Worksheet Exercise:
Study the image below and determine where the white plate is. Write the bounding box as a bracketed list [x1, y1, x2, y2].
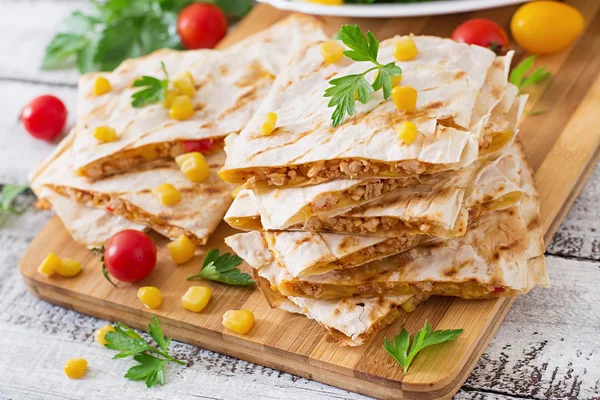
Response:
[257, 0, 528, 18]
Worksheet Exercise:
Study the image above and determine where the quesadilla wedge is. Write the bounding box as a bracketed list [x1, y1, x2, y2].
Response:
[225, 234, 425, 346]
[31, 135, 233, 245]
[225, 149, 549, 299]
[34, 187, 146, 248]
[72, 15, 327, 179]
[220, 38, 516, 188]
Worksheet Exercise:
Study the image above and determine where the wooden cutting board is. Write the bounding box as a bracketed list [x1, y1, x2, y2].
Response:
[19, 2, 600, 399]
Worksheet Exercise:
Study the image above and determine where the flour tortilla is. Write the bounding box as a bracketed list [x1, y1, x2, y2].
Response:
[225, 233, 419, 347]
[225, 148, 548, 299]
[72, 15, 327, 179]
[31, 134, 233, 245]
[220, 39, 514, 187]
[34, 186, 146, 248]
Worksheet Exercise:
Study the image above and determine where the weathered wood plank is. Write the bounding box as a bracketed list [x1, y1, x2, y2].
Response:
[547, 165, 600, 261]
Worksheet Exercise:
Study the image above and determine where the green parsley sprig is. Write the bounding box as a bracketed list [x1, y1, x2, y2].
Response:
[509, 55, 551, 92]
[131, 62, 170, 108]
[187, 249, 254, 286]
[0, 185, 30, 227]
[41, 0, 252, 74]
[383, 320, 463, 374]
[324, 25, 402, 127]
[104, 316, 185, 388]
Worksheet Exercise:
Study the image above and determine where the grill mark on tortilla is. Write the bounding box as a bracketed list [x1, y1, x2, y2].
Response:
[453, 70, 467, 80]
[527, 215, 541, 232]
[219, 65, 229, 76]
[324, 71, 338, 80]
[245, 129, 315, 162]
[338, 236, 360, 251]
[291, 235, 313, 249]
[218, 86, 261, 119]
[236, 60, 275, 87]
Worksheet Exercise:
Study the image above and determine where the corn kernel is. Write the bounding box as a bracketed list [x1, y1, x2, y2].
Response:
[394, 36, 418, 61]
[173, 72, 196, 97]
[93, 77, 112, 96]
[308, 0, 344, 4]
[94, 325, 115, 346]
[182, 286, 212, 312]
[140, 145, 158, 160]
[56, 258, 83, 277]
[153, 183, 181, 206]
[320, 40, 345, 63]
[396, 121, 419, 145]
[391, 86, 418, 112]
[64, 358, 87, 379]
[374, 71, 402, 87]
[163, 89, 178, 109]
[38, 252, 60, 277]
[167, 234, 196, 264]
[222, 309, 254, 334]
[260, 112, 277, 136]
[175, 152, 209, 183]
[137, 286, 162, 309]
[231, 186, 242, 199]
[93, 126, 117, 142]
[169, 95, 195, 121]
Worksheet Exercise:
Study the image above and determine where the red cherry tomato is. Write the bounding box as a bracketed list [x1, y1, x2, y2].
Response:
[451, 19, 509, 55]
[103, 230, 157, 283]
[21, 95, 67, 141]
[183, 139, 214, 153]
[177, 3, 228, 50]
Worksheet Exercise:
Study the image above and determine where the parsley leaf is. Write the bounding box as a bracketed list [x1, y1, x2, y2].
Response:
[324, 25, 402, 127]
[383, 320, 463, 374]
[0, 185, 30, 227]
[131, 62, 170, 108]
[509, 55, 551, 91]
[104, 316, 185, 388]
[187, 249, 254, 286]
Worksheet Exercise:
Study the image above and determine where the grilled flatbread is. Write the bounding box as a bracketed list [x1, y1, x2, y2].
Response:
[35, 186, 146, 248]
[226, 234, 423, 347]
[220, 38, 517, 188]
[31, 134, 233, 245]
[72, 15, 327, 179]
[225, 147, 548, 299]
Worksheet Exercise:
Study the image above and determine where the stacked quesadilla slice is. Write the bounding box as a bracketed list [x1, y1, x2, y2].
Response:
[221, 34, 549, 346]
[31, 16, 328, 248]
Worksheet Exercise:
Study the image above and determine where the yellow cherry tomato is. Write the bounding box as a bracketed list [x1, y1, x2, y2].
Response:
[511, 1, 584, 54]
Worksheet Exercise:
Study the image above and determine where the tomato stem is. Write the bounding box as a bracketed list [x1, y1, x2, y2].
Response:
[91, 246, 117, 287]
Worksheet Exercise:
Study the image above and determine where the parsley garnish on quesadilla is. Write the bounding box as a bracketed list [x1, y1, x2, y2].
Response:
[187, 249, 254, 286]
[324, 25, 402, 127]
[383, 321, 463, 374]
[131, 62, 170, 108]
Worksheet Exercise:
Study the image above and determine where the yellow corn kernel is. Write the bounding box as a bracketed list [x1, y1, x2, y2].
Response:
[260, 112, 277, 136]
[137, 286, 162, 309]
[173, 72, 196, 97]
[93, 77, 111, 96]
[182, 286, 212, 312]
[94, 325, 115, 346]
[64, 358, 87, 379]
[391, 86, 418, 112]
[56, 258, 82, 277]
[222, 309, 254, 334]
[175, 152, 209, 183]
[153, 183, 181, 206]
[38, 252, 61, 277]
[163, 89, 178, 109]
[140, 145, 158, 160]
[320, 40, 345, 63]
[167, 234, 196, 264]
[396, 121, 418, 145]
[93, 126, 117, 142]
[231, 186, 241, 199]
[169, 95, 195, 121]
[394, 36, 418, 61]
[308, 0, 343, 4]
[374, 71, 402, 87]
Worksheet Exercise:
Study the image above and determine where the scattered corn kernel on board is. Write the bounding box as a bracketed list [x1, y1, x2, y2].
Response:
[19, 3, 600, 399]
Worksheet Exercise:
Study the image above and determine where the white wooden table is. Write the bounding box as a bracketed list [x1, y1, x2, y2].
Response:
[1, 1, 599, 399]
